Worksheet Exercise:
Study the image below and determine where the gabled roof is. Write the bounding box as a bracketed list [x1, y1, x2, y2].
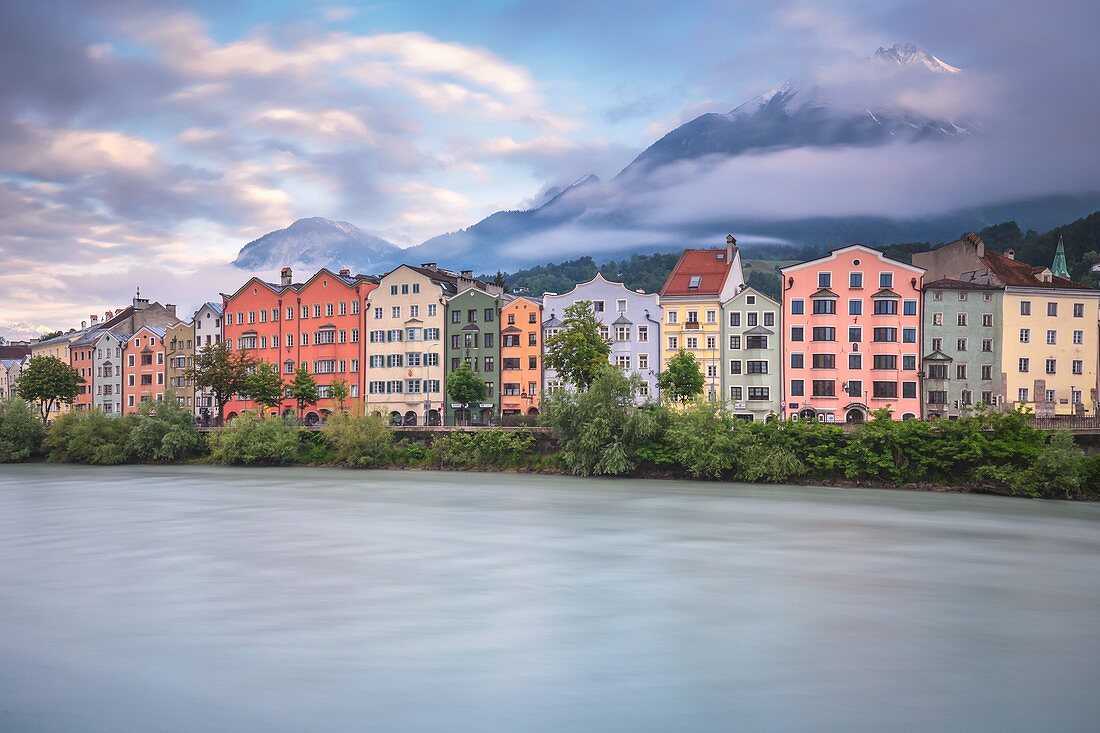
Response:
[980, 248, 1091, 290]
[501, 325, 521, 334]
[781, 244, 925, 276]
[923, 349, 953, 362]
[660, 249, 736, 297]
[871, 288, 900, 299]
[811, 288, 839, 299]
[0, 346, 30, 359]
[612, 314, 632, 325]
[744, 325, 774, 336]
[542, 315, 560, 329]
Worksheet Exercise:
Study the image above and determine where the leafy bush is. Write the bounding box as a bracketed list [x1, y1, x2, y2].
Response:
[326, 413, 395, 467]
[977, 431, 1088, 499]
[208, 413, 300, 465]
[432, 429, 535, 469]
[126, 395, 206, 463]
[665, 401, 741, 479]
[739, 443, 807, 483]
[44, 409, 135, 464]
[0, 397, 45, 462]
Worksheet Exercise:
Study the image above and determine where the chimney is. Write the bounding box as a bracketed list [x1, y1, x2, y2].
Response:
[166, 303, 177, 317]
[281, 267, 292, 287]
[81, 320, 87, 329]
[725, 234, 738, 263]
[90, 314, 98, 324]
[963, 232, 985, 257]
[104, 310, 113, 320]
[133, 289, 149, 310]
[461, 269, 473, 279]
[421, 262, 438, 270]
[1004, 249, 1015, 260]
[339, 267, 351, 277]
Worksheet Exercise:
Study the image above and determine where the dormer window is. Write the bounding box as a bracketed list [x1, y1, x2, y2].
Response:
[688, 276, 701, 289]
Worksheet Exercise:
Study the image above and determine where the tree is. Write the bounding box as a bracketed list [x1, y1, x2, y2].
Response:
[0, 397, 46, 461]
[38, 330, 64, 341]
[187, 342, 255, 426]
[288, 365, 319, 422]
[17, 355, 83, 422]
[491, 270, 506, 291]
[543, 300, 611, 390]
[656, 350, 706, 403]
[447, 362, 485, 425]
[126, 390, 206, 462]
[245, 362, 285, 416]
[330, 378, 350, 413]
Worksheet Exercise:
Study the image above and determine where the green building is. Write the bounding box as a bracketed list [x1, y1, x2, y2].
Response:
[921, 279, 1004, 417]
[445, 287, 506, 425]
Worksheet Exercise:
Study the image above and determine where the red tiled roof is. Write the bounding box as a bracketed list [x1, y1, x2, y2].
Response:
[922, 278, 1001, 291]
[980, 249, 1090, 289]
[660, 249, 733, 297]
[0, 345, 30, 359]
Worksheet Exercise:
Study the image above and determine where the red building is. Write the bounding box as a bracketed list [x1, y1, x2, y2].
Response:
[123, 325, 167, 413]
[222, 267, 377, 422]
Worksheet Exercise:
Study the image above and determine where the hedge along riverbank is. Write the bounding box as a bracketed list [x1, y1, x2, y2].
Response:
[2, 395, 1098, 500]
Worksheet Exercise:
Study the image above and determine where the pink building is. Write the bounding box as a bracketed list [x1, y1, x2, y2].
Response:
[781, 245, 924, 423]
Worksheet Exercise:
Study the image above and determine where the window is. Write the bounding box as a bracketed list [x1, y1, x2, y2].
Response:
[763, 312, 775, 327]
[451, 310, 461, 324]
[812, 327, 835, 341]
[667, 336, 679, 350]
[956, 364, 967, 380]
[746, 312, 757, 327]
[617, 299, 627, 313]
[848, 326, 862, 343]
[1045, 389, 1056, 403]
[745, 335, 767, 349]
[373, 307, 382, 319]
[747, 296, 756, 305]
[927, 364, 948, 380]
[873, 381, 897, 399]
[902, 328, 916, 343]
[1046, 330, 1057, 345]
[981, 339, 993, 353]
[1073, 360, 1083, 375]
[706, 310, 717, 324]
[729, 335, 741, 350]
[902, 355, 916, 371]
[1045, 358, 1056, 374]
[873, 354, 897, 370]
[790, 353, 804, 369]
[1072, 389, 1083, 404]
[592, 301, 605, 313]
[315, 329, 336, 345]
[484, 308, 494, 322]
[730, 312, 741, 327]
[879, 273, 893, 288]
[1073, 330, 1084, 345]
[616, 356, 632, 370]
[818, 272, 831, 288]
[957, 313, 968, 327]
[812, 354, 835, 369]
[484, 357, 495, 372]
[849, 272, 863, 288]
[956, 338, 967, 352]
[729, 386, 742, 401]
[747, 361, 768, 375]
[1020, 301, 1031, 316]
[849, 300, 862, 316]
[928, 391, 947, 405]
[747, 387, 770, 401]
[638, 326, 648, 342]
[873, 299, 898, 315]
[848, 353, 862, 370]
[638, 354, 648, 370]
[1018, 388, 1029, 403]
[812, 380, 835, 397]
[790, 380, 805, 397]
[981, 365, 993, 380]
[872, 327, 897, 342]
[686, 336, 698, 349]
[428, 304, 437, 317]
[1019, 328, 1030, 343]
[933, 291, 943, 301]
[790, 327, 804, 342]
[932, 313, 943, 326]
[1047, 302, 1058, 317]
[1073, 303, 1085, 318]
[686, 310, 698, 324]
[1019, 358, 1029, 373]
[903, 300, 917, 316]
[706, 336, 717, 350]
[410, 305, 419, 318]
[902, 382, 917, 399]
[960, 389, 973, 405]
[958, 292, 969, 302]
[790, 300, 804, 315]
[667, 310, 678, 324]
[812, 299, 836, 315]
[982, 313, 993, 327]
[729, 360, 742, 375]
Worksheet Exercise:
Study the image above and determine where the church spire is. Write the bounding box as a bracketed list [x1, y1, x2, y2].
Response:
[1051, 235, 1070, 279]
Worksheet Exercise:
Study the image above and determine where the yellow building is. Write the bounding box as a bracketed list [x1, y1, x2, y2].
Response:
[658, 236, 745, 402]
[30, 329, 93, 416]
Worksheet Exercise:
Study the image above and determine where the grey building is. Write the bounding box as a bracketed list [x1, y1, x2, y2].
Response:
[192, 302, 223, 420]
[722, 286, 782, 420]
[92, 330, 126, 415]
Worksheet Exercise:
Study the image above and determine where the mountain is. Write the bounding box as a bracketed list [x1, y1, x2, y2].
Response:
[233, 217, 401, 271]
[622, 43, 969, 175]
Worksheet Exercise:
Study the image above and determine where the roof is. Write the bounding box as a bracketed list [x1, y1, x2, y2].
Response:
[612, 314, 632, 325]
[980, 249, 1091, 290]
[660, 249, 735, 297]
[923, 278, 1001, 291]
[194, 301, 224, 318]
[781, 244, 925, 276]
[0, 345, 31, 359]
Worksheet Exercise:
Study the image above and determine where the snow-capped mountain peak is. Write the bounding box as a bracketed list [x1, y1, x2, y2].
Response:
[873, 43, 960, 74]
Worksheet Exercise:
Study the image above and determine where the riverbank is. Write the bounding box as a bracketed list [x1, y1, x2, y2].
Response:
[3, 397, 1099, 499]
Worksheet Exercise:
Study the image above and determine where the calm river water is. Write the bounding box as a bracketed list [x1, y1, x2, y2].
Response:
[1, 465, 1099, 732]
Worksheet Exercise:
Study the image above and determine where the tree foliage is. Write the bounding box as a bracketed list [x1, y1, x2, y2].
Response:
[287, 365, 319, 420]
[207, 413, 300, 465]
[330, 378, 350, 412]
[656, 350, 706, 403]
[245, 362, 285, 415]
[326, 413, 395, 467]
[18, 355, 83, 422]
[543, 300, 611, 390]
[44, 410, 135, 464]
[126, 391, 206, 463]
[187, 342, 254, 426]
[447, 362, 486, 406]
[0, 397, 46, 461]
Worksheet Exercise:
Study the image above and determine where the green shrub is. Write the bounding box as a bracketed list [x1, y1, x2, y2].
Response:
[0, 397, 45, 462]
[432, 429, 536, 469]
[975, 430, 1087, 498]
[395, 441, 434, 467]
[208, 413, 300, 465]
[1084, 456, 1100, 496]
[665, 401, 741, 479]
[325, 413, 394, 467]
[739, 443, 807, 483]
[44, 409, 135, 464]
[126, 395, 206, 463]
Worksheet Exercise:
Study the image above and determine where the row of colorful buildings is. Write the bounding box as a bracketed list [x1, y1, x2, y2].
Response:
[18, 232, 1100, 424]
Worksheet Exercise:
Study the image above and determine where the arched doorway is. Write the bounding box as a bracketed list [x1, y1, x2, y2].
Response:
[901, 412, 916, 420]
[845, 408, 865, 424]
[527, 407, 540, 416]
[798, 408, 816, 421]
[282, 408, 296, 421]
[305, 412, 320, 426]
[403, 411, 418, 426]
[226, 411, 238, 422]
[319, 409, 331, 423]
[389, 411, 402, 425]
[426, 409, 441, 426]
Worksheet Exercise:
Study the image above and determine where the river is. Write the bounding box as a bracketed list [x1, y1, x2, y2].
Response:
[1, 465, 1098, 732]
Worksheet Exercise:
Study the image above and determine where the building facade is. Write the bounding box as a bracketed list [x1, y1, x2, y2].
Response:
[781, 245, 924, 422]
[500, 297, 543, 418]
[92, 330, 124, 415]
[192, 302, 222, 421]
[921, 280, 1003, 417]
[70, 331, 98, 410]
[914, 233, 1100, 416]
[659, 237, 745, 402]
[0, 357, 28, 399]
[445, 287, 505, 425]
[123, 325, 166, 413]
[721, 287, 782, 421]
[542, 273, 662, 401]
[165, 321, 195, 410]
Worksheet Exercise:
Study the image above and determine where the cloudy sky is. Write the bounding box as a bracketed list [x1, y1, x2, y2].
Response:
[1, 0, 1098, 338]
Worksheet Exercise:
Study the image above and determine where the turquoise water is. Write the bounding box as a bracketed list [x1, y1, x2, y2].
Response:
[1, 465, 1099, 732]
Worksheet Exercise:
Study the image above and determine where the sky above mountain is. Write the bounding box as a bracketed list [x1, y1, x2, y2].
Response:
[2, 0, 1099, 337]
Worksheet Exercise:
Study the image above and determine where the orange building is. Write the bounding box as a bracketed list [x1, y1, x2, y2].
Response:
[222, 267, 377, 422]
[70, 331, 98, 410]
[123, 325, 167, 413]
[500, 297, 542, 417]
